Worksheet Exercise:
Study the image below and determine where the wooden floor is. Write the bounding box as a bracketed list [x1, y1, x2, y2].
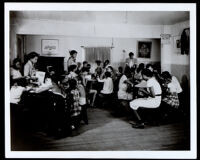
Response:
[11, 107, 190, 151]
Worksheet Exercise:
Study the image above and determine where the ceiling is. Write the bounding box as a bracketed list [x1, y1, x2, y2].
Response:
[10, 11, 189, 25]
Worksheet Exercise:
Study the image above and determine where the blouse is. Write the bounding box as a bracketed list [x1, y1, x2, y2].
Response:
[97, 77, 113, 94]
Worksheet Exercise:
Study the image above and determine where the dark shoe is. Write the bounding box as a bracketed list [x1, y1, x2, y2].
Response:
[132, 123, 145, 129]
[129, 120, 137, 125]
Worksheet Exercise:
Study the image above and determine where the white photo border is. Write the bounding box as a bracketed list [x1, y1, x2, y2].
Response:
[4, 2, 197, 159]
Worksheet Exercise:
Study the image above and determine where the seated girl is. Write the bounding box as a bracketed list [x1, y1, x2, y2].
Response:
[10, 58, 23, 80]
[106, 66, 116, 81]
[97, 71, 113, 107]
[117, 67, 134, 115]
[10, 79, 31, 105]
[118, 67, 134, 101]
[24, 52, 39, 78]
[94, 60, 102, 77]
[134, 63, 145, 83]
[161, 71, 182, 120]
[77, 76, 88, 124]
[129, 69, 162, 129]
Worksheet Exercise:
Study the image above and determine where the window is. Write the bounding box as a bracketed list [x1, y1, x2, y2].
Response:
[85, 47, 111, 63]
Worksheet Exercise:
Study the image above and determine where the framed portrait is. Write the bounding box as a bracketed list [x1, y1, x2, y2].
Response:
[41, 39, 59, 55]
[138, 41, 152, 58]
[173, 36, 181, 53]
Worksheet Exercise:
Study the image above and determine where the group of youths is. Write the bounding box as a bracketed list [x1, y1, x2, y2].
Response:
[10, 50, 183, 132]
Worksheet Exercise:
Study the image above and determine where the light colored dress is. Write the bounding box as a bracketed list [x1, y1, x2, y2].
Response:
[130, 77, 162, 110]
[118, 75, 133, 100]
[67, 57, 76, 68]
[24, 60, 35, 77]
[10, 68, 22, 79]
[10, 86, 25, 104]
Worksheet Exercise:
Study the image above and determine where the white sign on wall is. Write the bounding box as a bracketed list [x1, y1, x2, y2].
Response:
[41, 39, 59, 55]
[160, 34, 171, 44]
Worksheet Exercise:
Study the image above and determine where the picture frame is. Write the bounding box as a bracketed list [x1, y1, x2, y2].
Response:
[173, 35, 181, 53]
[138, 41, 152, 58]
[41, 39, 59, 55]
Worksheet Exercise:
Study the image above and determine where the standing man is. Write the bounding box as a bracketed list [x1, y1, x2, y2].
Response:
[125, 52, 137, 70]
[67, 50, 78, 71]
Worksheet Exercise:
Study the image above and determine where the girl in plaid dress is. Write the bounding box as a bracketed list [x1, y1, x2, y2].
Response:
[66, 79, 81, 129]
[161, 71, 182, 123]
[161, 72, 180, 109]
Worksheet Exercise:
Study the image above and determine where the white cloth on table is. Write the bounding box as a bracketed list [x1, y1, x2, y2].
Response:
[130, 77, 162, 110]
[118, 75, 133, 100]
[97, 77, 113, 94]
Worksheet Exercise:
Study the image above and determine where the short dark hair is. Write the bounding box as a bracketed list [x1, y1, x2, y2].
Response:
[68, 64, 77, 72]
[129, 52, 134, 57]
[105, 71, 111, 78]
[12, 58, 21, 69]
[138, 63, 145, 69]
[77, 76, 83, 82]
[146, 63, 153, 69]
[81, 67, 88, 72]
[28, 52, 39, 60]
[68, 79, 77, 89]
[13, 58, 20, 65]
[118, 66, 123, 72]
[69, 50, 77, 56]
[161, 71, 172, 80]
[141, 69, 153, 78]
[95, 60, 101, 65]
[107, 66, 113, 71]
[83, 61, 88, 65]
[105, 60, 110, 64]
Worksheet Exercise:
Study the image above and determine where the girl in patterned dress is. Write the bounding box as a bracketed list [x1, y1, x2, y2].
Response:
[161, 72, 180, 109]
[161, 71, 181, 122]
[66, 79, 81, 129]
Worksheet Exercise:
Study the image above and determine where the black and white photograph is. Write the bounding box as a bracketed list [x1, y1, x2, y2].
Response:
[4, 3, 197, 159]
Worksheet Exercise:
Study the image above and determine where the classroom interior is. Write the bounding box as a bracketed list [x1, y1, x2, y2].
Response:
[9, 11, 190, 151]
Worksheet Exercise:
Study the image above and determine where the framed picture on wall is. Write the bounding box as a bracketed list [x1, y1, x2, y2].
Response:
[173, 36, 181, 53]
[41, 39, 59, 55]
[138, 41, 152, 58]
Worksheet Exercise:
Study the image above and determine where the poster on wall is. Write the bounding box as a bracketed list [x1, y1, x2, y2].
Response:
[41, 39, 59, 55]
[138, 41, 152, 58]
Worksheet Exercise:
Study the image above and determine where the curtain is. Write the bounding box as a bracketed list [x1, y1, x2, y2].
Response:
[85, 47, 111, 63]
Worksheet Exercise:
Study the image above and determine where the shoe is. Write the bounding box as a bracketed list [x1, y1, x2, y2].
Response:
[132, 123, 145, 129]
[129, 120, 137, 125]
